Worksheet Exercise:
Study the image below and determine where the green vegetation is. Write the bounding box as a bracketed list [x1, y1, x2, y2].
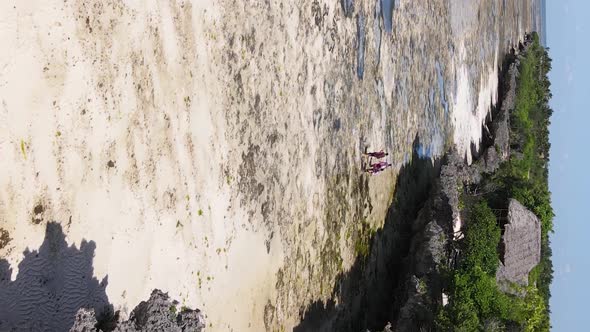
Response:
[169, 304, 177, 316]
[437, 202, 515, 330]
[439, 33, 554, 331]
[20, 140, 27, 160]
[491, 32, 554, 330]
[353, 221, 376, 258]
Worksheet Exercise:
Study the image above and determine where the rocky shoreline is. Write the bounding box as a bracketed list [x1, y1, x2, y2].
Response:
[375, 37, 534, 332]
[65, 37, 533, 332]
[290, 37, 532, 330]
[70, 290, 205, 332]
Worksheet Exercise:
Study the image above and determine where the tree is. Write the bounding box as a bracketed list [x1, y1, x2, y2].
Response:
[463, 202, 501, 275]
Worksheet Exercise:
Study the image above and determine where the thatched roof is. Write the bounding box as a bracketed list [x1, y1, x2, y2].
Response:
[496, 199, 541, 290]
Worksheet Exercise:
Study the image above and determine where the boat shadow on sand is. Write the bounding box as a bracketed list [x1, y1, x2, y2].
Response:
[0, 222, 115, 332]
[295, 137, 443, 332]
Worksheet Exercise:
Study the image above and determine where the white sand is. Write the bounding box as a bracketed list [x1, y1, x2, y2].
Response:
[0, 0, 283, 330]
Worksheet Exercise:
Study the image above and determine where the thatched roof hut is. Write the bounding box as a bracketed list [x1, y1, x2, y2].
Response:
[496, 199, 541, 292]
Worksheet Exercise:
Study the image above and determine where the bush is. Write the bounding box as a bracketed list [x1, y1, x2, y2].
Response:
[463, 202, 502, 275]
[439, 33, 554, 330]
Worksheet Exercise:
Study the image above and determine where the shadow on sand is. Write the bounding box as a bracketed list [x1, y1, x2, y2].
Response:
[0, 222, 113, 332]
[295, 138, 443, 332]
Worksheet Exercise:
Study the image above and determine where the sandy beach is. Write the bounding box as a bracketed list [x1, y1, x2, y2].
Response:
[0, 0, 538, 331]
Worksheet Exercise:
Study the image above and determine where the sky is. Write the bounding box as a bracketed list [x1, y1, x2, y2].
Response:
[547, 0, 590, 331]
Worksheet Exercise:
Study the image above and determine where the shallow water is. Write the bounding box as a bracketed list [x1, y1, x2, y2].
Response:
[381, 0, 398, 33]
[435, 61, 449, 116]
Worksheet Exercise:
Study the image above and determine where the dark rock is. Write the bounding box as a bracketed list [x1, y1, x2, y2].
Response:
[34, 204, 44, 214]
[70, 308, 99, 332]
[0, 228, 10, 249]
[69, 290, 205, 332]
[492, 60, 519, 163]
[396, 276, 433, 332]
[411, 220, 446, 277]
[467, 48, 524, 180]
[481, 144, 501, 173]
[32, 203, 45, 224]
[387, 154, 459, 331]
